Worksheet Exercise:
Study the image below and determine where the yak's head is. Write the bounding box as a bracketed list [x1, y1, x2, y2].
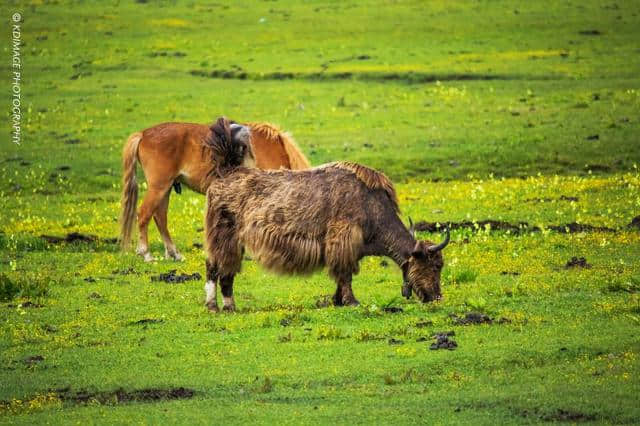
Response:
[402, 224, 449, 303]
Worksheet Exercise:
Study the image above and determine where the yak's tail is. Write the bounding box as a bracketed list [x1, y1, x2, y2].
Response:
[280, 131, 311, 170]
[119, 132, 143, 250]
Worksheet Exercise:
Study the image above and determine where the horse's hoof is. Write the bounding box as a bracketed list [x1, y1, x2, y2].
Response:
[165, 251, 184, 261]
[206, 303, 219, 313]
[142, 252, 155, 262]
[222, 305, 236, 313]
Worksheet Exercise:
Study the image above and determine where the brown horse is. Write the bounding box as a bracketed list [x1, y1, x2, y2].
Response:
[119, 119, 310, 261]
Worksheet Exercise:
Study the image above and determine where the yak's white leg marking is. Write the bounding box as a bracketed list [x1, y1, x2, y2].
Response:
[204, 280, 217, 306]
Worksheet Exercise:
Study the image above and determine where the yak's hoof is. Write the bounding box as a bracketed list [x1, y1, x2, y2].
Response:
[346, 299, 360, 307]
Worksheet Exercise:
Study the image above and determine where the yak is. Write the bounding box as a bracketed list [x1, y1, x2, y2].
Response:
[203, 161, 449, 312]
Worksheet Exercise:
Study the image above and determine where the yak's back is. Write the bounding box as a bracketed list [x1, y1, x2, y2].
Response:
[320, 162, 399, 213]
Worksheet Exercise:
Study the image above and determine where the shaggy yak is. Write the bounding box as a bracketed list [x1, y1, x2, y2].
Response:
[119, 117, 310, 262]
[203, 162, 450, 312]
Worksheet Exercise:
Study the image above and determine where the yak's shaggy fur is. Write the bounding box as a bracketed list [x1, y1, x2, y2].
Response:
[203, 161, 449, 312]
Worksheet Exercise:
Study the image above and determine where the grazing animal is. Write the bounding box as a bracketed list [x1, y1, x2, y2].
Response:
[203, 162, 450, 312]
[119, 119, 310, 262]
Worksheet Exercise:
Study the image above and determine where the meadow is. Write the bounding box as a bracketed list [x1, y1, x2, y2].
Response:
[1, 0, 639, 424]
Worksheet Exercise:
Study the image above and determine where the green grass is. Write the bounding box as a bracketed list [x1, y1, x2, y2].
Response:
[1, 0, 639, 424]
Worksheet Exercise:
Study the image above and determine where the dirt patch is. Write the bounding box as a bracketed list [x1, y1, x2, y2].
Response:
[450, 312, 493, 325]
[3, 156, 23, 163]
[129, 318, 163, 326]
[40, 233, 118, 245]
[52, 387, 194, 405]
[549, 222, 614, 233]
[520, 408, 597, 422]
[111, 267, 138, 275]
[430, 332, 457, 350]
[525, 195, 579, 203]
[19, 301, 43, 309]
[383, 306, 403, 314]
[578, 29, 602, 36]
[41, 232, 97, 244]
[314, 295, 332, 308]
[190, 69, 555, 84]
[501, 271, 521, 276]
[584, 164, 611, 172]
[628, 216, 640, 230]
[543, 409, 597, 422]
[565, 257, 591, 269]
[415, 320, 433, 328]
[150, 270, 202, 283]
[149, 51, 186, 58]
[24, 355, 44, 365]
[414, 220, 616, 234]
[388, 338, 404, 345]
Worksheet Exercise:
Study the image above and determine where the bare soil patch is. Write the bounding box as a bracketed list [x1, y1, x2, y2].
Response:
[52, 386, 195, 405]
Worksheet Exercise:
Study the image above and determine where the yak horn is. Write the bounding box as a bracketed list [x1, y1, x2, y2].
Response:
[408, 217, 416, 239]
[427, 227, 450, 252]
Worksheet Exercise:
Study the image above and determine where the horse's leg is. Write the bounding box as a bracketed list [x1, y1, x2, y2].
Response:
[219, 274, 236, 312]
[153, 190, 183, 261]
[136, 184, 170, 262]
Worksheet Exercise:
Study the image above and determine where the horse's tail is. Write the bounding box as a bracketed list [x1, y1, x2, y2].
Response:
[119, 132, 143, 250]
[279, 131, 311, 170]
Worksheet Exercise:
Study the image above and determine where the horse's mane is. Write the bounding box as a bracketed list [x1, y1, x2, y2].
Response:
[246, 122, 281, 141]
[203, 117, 245, 176]
[323, 161, 399, 213]
[247, 122, 311, 170]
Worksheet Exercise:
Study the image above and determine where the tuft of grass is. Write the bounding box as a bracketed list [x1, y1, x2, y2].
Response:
[0, 273, 51, 302]
[445, 267, 479, 285]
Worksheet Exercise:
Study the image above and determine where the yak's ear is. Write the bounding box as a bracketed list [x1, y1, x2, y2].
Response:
[411, 241, 425, 259]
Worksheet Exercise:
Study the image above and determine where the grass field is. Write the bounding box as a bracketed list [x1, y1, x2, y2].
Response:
[1, 0, 639, 424]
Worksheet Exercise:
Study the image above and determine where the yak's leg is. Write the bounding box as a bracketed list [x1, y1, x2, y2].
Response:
[153, 190, 183, 261]
[204, 259, 219, 312]
[136, 184, 171, 262]
[332, 273, 359, 306]
[220, 275, 236, 312]
[326, 221, 363, 307]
